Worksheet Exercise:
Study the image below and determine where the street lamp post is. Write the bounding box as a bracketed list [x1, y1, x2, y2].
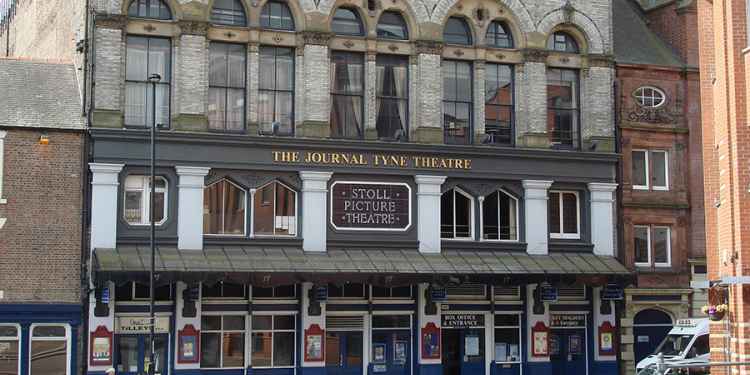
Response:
[147, 72, 161, 375]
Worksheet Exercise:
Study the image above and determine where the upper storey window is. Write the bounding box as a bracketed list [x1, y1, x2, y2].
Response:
[547, 68, 579, 148]
[128, 0, 172, 19]
[209, 43, 246, 132]
[443, 60, 472, 145]
[547, 31, 579, 53]
[376, 55, 409, 141]
[634, 86, 666, 108]
[444, 17, 472, 45]
[211, 0, 247, 26]
[330, 52, 365, 139]
[260, 1, 295, 31]
[377, 11, 408, 40]
[485, 21, 513, 48]
[332, 8, 364, 36]
[125, 36, 171, 127]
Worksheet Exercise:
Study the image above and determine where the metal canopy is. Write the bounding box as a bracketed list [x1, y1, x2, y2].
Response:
[93, 245, 629, 285]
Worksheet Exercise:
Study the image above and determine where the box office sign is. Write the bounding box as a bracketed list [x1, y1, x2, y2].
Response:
[442, 314, 485, 328]
[330, 182, 411, 231]
[116, 317, 170, 334]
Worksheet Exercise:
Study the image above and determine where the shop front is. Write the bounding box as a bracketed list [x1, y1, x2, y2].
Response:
[441, 314, 485, 375]
[549, 314, 587, 375]
[113, 316, 170, 375]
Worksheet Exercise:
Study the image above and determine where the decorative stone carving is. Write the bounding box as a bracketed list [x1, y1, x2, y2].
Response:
[388, 44, 399, 52]
[521, 48, 548, 63]
[96, 14, 128, 30]
[563, 0, 575, 24]
[302, 31, 334, 45]
[414, 40, 443, 55]
[626, 106, 680, 124]
[343, 40, 355, 48]
[178, 20, 209, 35]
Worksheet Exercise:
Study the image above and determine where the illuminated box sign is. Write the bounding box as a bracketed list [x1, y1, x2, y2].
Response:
[330, 182, 411, 231]
[116, 317, 170, 334]
[601, 284, 624, 301]
[550, 314, 586, 328]
[442, 314, 485, 328]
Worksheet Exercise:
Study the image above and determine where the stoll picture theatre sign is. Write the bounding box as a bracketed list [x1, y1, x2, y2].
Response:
[330, 182, 411, 231]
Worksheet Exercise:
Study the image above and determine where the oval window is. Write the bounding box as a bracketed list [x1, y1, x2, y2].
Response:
[634, 86, 666, 108]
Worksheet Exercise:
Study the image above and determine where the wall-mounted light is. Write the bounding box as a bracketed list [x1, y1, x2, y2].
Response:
[39, 133, 49, 145]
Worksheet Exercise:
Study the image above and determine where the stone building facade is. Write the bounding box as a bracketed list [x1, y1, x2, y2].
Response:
[80, 2, 627, 375]
[612, 0, 706, 373]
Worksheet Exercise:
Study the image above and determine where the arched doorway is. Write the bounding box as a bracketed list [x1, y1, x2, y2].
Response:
[633, 309, 673, 363]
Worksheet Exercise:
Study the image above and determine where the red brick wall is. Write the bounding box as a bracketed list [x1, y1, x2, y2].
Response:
[698, 0, 750, 370]
[645, 2, 700, 66]
[0, 128, 83, 304]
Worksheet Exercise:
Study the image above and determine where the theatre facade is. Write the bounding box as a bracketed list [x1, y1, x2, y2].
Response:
[83, 1, 628, 375]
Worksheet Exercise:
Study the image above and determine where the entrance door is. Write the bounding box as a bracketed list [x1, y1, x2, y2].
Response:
[371, 330, 410, 375]
[633, 309, 673, 364]
[549, 329, 586, 375]
[326, 331, 364, 375]
[116, 335, 169, 375]
[441, 329, 485, 375]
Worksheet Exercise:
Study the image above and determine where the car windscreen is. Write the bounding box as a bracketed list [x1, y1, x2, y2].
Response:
[654, 334, 693, 357]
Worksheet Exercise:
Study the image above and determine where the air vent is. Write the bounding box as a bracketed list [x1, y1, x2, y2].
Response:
[326, 316, 364, 330]
[446, 284, 487, 299]
[493, 287, 521, 301]
[558, 287, 586, 301]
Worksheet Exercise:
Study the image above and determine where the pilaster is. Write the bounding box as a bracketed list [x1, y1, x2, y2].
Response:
[300, 171, 333, 252]
[415, 175, 447, 253]
[588, 182, 618, 257]
[90, 163, 125, 250]
[522, 180, 553, 255]
[176, 166, 210, 250]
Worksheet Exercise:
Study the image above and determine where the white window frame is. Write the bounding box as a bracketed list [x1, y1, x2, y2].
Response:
[200, 282, 247, 300]
[250, 313, 297, 369]
[479, 189, 519, 242]
[29, 324, 71, 375]
[650, 150, 670, 191]
[253, 181, 298, 238]
[633, 225, 671, 268]
[370, 285, 413, 299]
[250, 285, 297, 300]
[634, 86, 667, 108]
[0, 324, 21, 375]
[123, 175, 168, 226]
[652, 226, 672, 267]
[0, 130, 6, 204]
[549, 190, 580, 240]
[442, 188, 475, 240]
[327, 283, 367, 299]
[200, 314, 247, 369]
[632, 149, 650, 190]
[493, 313, 522, 364]
[203, 179, 248, 237]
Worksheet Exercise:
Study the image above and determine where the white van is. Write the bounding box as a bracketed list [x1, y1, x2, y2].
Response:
[636, 318, 710, 375]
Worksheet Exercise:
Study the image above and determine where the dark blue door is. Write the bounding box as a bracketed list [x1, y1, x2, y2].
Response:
[326, 331, 364, 375]
[370, 330, 410, 375]
[633, 309, 673, 364]
[441, 329, 485, 375]
[549, 330, 586, 375]
[115, 334, 168, 375]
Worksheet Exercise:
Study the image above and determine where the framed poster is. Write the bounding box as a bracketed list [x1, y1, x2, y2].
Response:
[495, 343, 507, 362]
[373, 343, 386, 363]
[89, 326, 113, 366]
[531, 322, 549, 357]
[569, 335, 582, 355]
[177, 324, 200, 364]
[509, 344, 519, 362]
[465, 335, 480, 356]
[394, 341, 407, 364]
[421, 323, 441, 360]
[304, 324, 325, 362]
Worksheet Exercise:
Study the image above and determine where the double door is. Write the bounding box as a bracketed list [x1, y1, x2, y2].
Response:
[442, 329, 485, 375]
[326, 331, 364, 375]
[549, 329, 586, 375]
[116, 334, 169, 375]
[371, 330, 410, 375]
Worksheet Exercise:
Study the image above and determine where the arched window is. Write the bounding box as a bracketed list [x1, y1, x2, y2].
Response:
[332, 7, 364, 36]
[254, 181, 297, 236]
[204, 179, 247, 235]
[128, 0, 172, 19]
[482, 189, 518, 241]
[634, 86, 666, 108]
[441, 188, 474, 239]
[486, 21, 513, 48]
[444, 17, 472, 45]
[260, 1, 295, 31]
[211, 0, 247, 26]
[547, 31, 579, 53]
[377, 11, 408, 40]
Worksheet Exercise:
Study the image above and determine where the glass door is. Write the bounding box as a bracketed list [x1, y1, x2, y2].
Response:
[116, 335, 168, 375]
[550, 330, 586, 375]
[326, 331, 363, 375]
[460, 329, 485, 375]
[371, 330, 410, 375]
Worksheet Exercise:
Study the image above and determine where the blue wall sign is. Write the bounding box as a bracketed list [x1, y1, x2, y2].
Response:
[540, 286, 558, 302]
[315, 286, 328, 301]
[431, 288, 447, 302]
[601, 284, 624, 301]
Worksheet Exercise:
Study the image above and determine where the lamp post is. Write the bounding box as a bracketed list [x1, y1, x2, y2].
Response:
[147, 72, 161, 375]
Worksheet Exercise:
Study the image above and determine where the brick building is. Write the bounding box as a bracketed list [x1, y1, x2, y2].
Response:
[0, 58, 86, 375]
[697, 0, 750, 373]
[612, 0, 706, 373]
